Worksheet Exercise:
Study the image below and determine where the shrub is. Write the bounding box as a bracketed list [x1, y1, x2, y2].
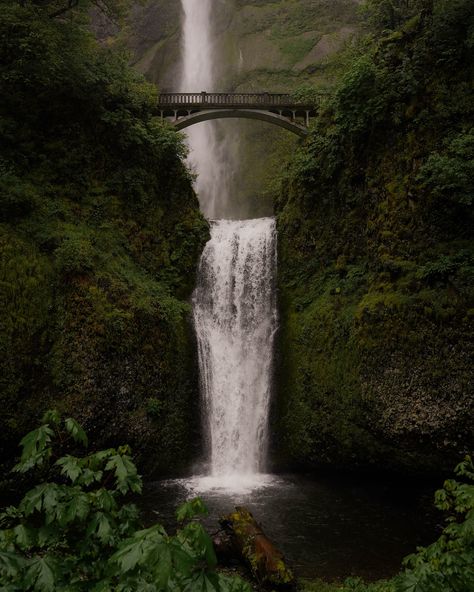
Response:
[418, 131, 474, 206]
[54, 236, 96, 275]
[0, 412, 251, 592]
[393, 456, 474, 592]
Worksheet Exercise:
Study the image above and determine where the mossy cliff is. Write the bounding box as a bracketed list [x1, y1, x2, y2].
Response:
[116, 0, 360, 90]
[0, 3, 208, 477]
[274, 0, 474, 474]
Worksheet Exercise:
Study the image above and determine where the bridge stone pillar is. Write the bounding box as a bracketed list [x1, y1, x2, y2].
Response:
[201, 91, 207, 104]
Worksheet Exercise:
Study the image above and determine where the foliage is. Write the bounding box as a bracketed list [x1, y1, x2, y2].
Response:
[291, 84, 329, 106]
[54, 234, 96, 275]
[393, 456, 474, 592]
[301, 579, 393, 592]
[0, 414, 251, 592]
[0, 0, 208, 476]
[418, 131, 474, 206]
[359, 0, 430, 32]
[416, 250, 473, 284]
[275, 0, 474, 473]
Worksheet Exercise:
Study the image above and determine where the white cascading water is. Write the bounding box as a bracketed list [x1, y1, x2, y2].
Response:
[180, 0, 233, 219]
[180, 1, 278, 491]
[193, 219, 277, 483]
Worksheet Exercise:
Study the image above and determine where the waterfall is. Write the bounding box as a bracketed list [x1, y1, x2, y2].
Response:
[180, 0, 232, 219]
[180, 0, 278, 490]
[192, 219, 278, 480]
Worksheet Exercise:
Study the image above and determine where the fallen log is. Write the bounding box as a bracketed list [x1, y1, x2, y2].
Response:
[219, 506, 294, 588]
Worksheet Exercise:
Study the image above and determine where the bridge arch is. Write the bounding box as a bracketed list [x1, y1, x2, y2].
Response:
[157, 93, 319, 139]
[172, 109, 309, 138]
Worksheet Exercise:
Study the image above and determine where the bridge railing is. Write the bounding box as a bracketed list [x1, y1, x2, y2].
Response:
[157, 92, 315, 107]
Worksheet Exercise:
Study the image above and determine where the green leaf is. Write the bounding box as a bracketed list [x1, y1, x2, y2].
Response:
[56, 455, 83, 483]
[91, 579, 115, 592]
[41, 484, 61, 515]
[183, 571, 220, 592]
[105, 454, 142, 494]
[176, 498, 208, 523]
[20, 484, 50, 516]
[0, 505, 22, 527]
[110, 525, 167, 573]
[153, 544, 172, 590]
[110, 537, 144, 573]
[217, 575, 253, 592]
[456, 455, 474, 480]
[79, 467, 104, 486]
[25, 556, 58, 592]
[64, 491, 90, 523]
[179, 522, 217, 568]
[92, 488, 116, 513]
[65, 418, 88, 447]
[42, 409, 61, 426]
[13, 524, 35, 549]
[168, 539, 195, 578]
[37, 525, 57, 548]
[0, 550, 26, 578]
[14, 425, 54, 473]
[87, 512, 114, 544]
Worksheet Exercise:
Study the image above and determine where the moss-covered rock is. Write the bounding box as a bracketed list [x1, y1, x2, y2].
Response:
[220, 507, 294, 587]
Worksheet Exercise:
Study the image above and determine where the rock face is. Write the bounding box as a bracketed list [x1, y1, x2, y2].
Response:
[122, 0, 360, 91]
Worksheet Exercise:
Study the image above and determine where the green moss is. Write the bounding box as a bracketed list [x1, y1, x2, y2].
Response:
[278, 35, 319, 65]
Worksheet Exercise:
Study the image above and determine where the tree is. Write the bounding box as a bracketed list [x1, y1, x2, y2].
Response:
[360, 0, 432, 31]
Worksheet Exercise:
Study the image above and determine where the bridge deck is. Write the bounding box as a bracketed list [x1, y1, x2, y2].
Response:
[157, 92, 318, 111]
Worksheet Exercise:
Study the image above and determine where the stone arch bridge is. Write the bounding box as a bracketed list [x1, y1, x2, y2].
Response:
[157, 92, 320, 138]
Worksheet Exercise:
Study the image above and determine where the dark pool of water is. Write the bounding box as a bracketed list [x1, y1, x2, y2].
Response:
[140, 472, 441, 582]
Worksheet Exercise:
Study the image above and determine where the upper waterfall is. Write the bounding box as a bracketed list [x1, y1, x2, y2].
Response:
[180, 0, 232, 219]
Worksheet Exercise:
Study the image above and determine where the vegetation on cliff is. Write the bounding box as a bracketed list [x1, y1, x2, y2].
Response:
[275, 0, 474, 473]
[0, 0, 208, 480]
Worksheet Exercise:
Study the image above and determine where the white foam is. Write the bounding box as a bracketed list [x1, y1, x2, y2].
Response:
[181, 473, 279, 496]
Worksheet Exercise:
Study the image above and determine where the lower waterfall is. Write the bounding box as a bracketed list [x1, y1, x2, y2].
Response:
[192, 218, 278, 486]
